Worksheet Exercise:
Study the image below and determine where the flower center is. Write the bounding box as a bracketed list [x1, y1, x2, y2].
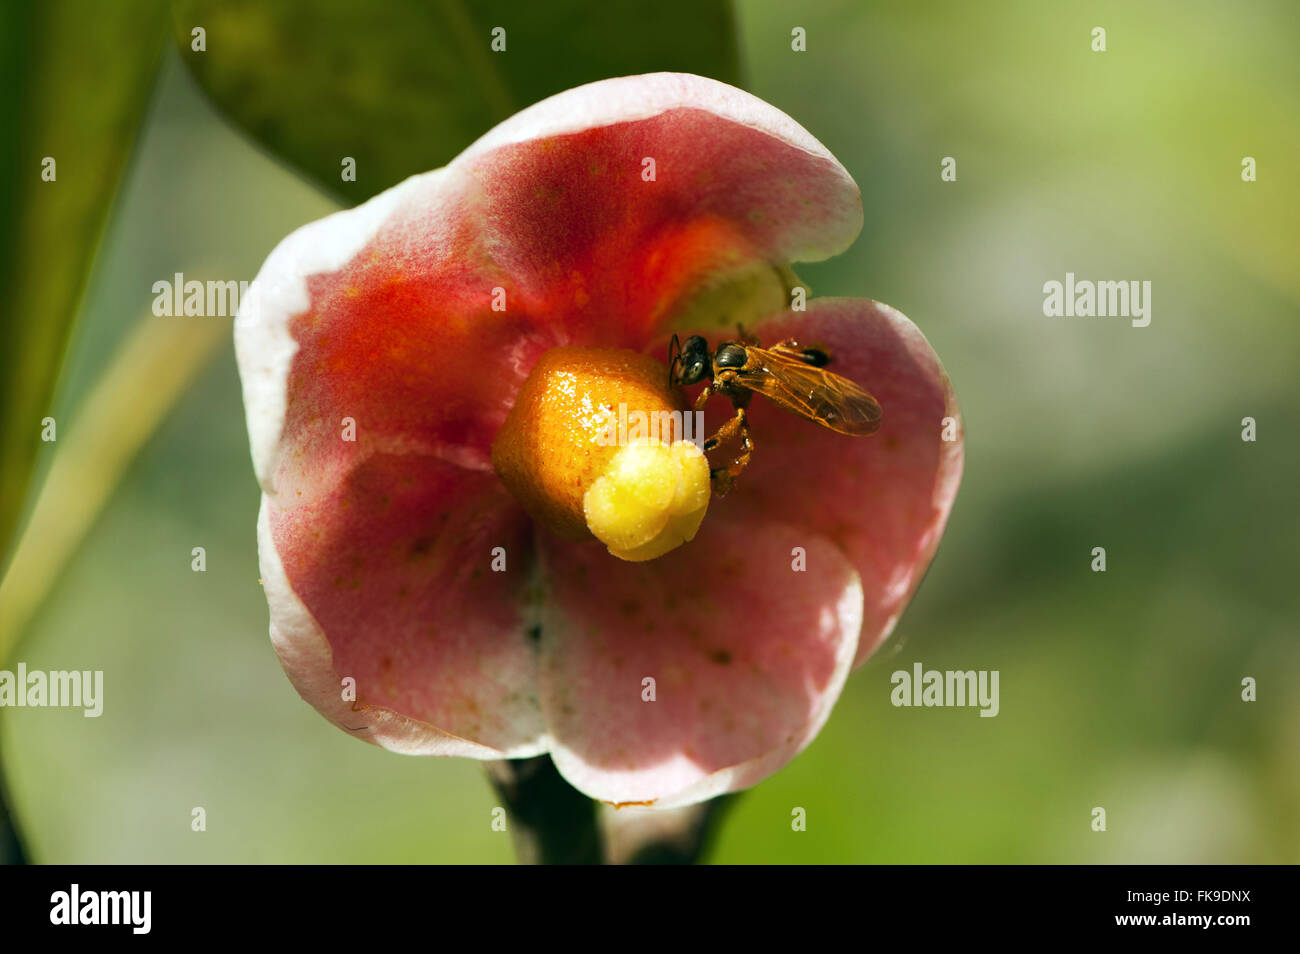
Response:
[490, 346, 711, 562]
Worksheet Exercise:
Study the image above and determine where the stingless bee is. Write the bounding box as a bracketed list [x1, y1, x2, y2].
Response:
[668, 327, 882, 495]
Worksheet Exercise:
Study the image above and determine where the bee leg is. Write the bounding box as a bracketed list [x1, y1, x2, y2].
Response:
[696, 384, 728, 454]
[725, 408, 753, 479]
[696, 383, 736, 453]
[703, 404, 744, 452]
[707, 408, 752, 496]
[696, 386, 736, 459]
[737, 409, 754, 468]
[693, 383, 715, 414]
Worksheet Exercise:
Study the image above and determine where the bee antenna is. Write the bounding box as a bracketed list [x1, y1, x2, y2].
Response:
[667, 333, 682, 386]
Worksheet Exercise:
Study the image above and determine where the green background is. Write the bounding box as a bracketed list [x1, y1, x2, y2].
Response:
[2, 0, 1297, 862]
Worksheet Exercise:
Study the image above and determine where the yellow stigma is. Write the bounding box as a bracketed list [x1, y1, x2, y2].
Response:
[491, 346, 711, 562]
[583, 440, 710, 561]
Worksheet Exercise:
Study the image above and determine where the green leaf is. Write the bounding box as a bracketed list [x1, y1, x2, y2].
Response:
[171, 0, 741, 204]
[0, 306, 226, 662]
[0, 0, 169, 572]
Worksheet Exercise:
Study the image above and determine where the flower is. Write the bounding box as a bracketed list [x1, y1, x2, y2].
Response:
[235, 73, 963, 808]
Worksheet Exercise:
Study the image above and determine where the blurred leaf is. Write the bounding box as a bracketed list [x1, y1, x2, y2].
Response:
[0, 307, 226, 662]
[171, 0, 741, 203]
[0, 774, 24, 864]
[0, 0, 169, 573]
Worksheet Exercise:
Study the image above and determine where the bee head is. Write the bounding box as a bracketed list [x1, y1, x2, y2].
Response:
[671, 334, 712, 387]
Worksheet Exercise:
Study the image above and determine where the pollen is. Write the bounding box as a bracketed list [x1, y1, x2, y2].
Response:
[491, 346, 710, 561]
[584, 440, 710, 561]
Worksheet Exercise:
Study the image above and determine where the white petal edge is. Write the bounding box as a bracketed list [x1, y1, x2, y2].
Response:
[256, 495, 551, 759]
[234, 169, 445, 494]
[460, 72, 849, 175]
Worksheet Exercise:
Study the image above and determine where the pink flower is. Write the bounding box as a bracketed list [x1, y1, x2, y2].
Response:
[236, 73, 962, 808]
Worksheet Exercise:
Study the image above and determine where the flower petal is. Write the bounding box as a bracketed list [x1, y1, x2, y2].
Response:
[457, 71, 863, 343]
[681, 298, 963, 667]
[259, 454, 547, 757]
[234, 73, 861, 503]
[235, 167, 556, 504]
[536, 521, 862, 807]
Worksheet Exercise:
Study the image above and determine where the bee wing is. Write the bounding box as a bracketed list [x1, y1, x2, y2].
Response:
[738, 348, 882, 435]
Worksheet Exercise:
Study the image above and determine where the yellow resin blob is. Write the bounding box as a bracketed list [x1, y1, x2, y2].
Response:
[491, 346, 711, 561]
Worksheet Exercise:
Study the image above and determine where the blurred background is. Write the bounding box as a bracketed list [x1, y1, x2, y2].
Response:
[1, 0, 1296, 863]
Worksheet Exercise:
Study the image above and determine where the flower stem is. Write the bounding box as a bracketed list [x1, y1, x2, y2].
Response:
[601, 795, 734, 865]
[485, 756, 602, 865]
[485, 755, 733, 865]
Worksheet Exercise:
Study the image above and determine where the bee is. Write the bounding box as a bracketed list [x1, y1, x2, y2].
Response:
[668, 328, 882, 495]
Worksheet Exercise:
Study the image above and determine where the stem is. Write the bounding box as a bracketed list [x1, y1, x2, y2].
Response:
[485, 755, 734, 865]
[602, 795, 734, 865]
[485, 756, 602, 865]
